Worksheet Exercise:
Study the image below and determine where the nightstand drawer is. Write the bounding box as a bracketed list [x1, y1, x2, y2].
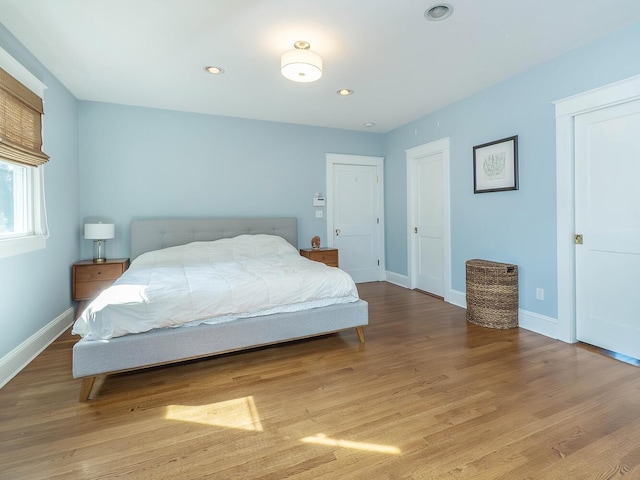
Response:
[75, 280, 115, 300]
[74, 264, 123, 282]
[300, 248, 339, 267]
[72, 258, 130, 303]
[312, 251, 338, 266]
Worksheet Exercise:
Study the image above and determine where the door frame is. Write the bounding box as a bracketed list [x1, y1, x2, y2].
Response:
[326, 153, 386, 281]
[406, 137, 451, 301]
[554, 73, 640, 344]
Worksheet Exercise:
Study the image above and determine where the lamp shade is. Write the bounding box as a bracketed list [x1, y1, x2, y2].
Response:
[281, 42, 322, 83]
[84, 223, 115, 240]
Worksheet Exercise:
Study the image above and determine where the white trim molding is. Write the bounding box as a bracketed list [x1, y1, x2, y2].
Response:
[448, 288, 559, 337]
[0, 47, 49, 260]
[0, 235, 46, 259]
[405, 137, 452, 302]
[387, 285, 558, 338]
[554, 74, 640, 118]
[518, 310, 560, 339]
[0, 46, 47, 97]
[0, 308, 74, 389]
[385, 271, 409, 288]
[553, 74, 640, 344]
[447, 289, 467, 309]
[326, 153, 386, 282]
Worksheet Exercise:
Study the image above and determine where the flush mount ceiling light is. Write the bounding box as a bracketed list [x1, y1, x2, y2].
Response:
[281, 41, 323, 83]
[337, 89, 353, 96]
[424, 3, 453, 21]
[204, 66, 224, 74]
[364, 122, 375, 128]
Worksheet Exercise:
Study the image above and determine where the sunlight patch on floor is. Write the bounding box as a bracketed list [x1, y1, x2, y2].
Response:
[165, 396, 263, 431]
[301, 433, 401, 455]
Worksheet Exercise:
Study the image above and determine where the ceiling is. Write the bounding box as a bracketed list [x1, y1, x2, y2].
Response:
[1, 1, 640, 133]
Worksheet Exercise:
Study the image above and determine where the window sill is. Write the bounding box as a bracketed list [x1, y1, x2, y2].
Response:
[0, 235, 46, 260]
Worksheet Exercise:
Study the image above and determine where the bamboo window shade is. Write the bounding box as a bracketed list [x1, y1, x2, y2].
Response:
[0, 66, 49, 167]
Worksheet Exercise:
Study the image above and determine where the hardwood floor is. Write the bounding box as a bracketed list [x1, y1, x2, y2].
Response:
[1, 282, 639, 479]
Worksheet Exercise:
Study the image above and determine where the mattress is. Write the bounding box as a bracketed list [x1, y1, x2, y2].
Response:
[72, 234, 359, 340]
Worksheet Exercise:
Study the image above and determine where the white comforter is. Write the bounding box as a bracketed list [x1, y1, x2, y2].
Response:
[72, 234, 359, 340]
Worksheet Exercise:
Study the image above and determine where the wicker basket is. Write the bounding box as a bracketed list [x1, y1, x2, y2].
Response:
[465, 259, 518, 329]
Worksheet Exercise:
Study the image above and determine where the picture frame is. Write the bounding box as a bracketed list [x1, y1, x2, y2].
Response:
[473, 135, 518, 193]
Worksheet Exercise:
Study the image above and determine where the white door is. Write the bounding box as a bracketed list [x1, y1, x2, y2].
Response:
[327, 154, 384, 283]
[407, 139, 450, 299]
[575, 99, 640, 359]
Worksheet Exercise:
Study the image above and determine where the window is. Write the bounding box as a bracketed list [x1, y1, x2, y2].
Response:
[0, 47, 48, 259]
[0, 160, 24, 236]
[0, 159, 46, 236]
[0, 157, 48, 259]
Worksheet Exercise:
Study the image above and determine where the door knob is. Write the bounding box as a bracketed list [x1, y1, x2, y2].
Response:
[335, 229, 340, 236]
[414, 227, 418, 233]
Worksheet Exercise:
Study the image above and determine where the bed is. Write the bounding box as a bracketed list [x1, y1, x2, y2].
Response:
[72, 217, 368, 401]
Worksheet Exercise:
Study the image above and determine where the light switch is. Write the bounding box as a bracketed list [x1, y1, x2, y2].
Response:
[315, 210, 323, 218]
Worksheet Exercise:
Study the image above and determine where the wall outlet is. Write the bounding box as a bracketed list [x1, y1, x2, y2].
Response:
[536, 288, 544, 300]
[315, 210, 323, 218]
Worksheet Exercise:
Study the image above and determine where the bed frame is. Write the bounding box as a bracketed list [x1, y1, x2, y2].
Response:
[72, 217, 368, 401]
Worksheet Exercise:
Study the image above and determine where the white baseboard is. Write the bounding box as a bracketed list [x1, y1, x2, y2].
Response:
[385, 271, 410, 288]
[517, 309, 560, 339]
[388, 284, 467, 308]
[446, 289, 467, 308]
[0, 307, 74, 389]
[446, 289, 560, 340]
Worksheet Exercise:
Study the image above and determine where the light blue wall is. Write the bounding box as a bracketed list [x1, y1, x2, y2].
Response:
[384, 22, 640, 318]
[0, 25, 79, 358]
[77, 102, 385, 259]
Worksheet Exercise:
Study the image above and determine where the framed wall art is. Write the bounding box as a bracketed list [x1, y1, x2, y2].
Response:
[473, 135, 518, 193]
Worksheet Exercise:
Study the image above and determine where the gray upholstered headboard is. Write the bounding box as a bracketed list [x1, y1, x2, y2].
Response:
[130, 217, 298, 260]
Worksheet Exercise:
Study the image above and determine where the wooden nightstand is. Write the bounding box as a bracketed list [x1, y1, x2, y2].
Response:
[300, 248, 339, 267]
[72, 258, 130, 317]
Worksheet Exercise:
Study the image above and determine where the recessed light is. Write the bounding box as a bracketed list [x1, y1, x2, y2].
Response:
[337, 89, 353, 96]
[364, 122, 375, 128]
[204, 66, 224, 75]
[424, 3, 453, 21]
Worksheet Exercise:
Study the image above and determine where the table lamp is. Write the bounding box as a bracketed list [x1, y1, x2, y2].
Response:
[84, 222, 115, 263]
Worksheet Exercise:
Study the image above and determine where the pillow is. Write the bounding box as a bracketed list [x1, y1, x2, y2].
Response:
[133, 234, 297, 266]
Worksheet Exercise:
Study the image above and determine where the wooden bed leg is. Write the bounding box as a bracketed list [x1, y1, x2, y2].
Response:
[356, 327, 365, 344]
[79, 376, 96, 402]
